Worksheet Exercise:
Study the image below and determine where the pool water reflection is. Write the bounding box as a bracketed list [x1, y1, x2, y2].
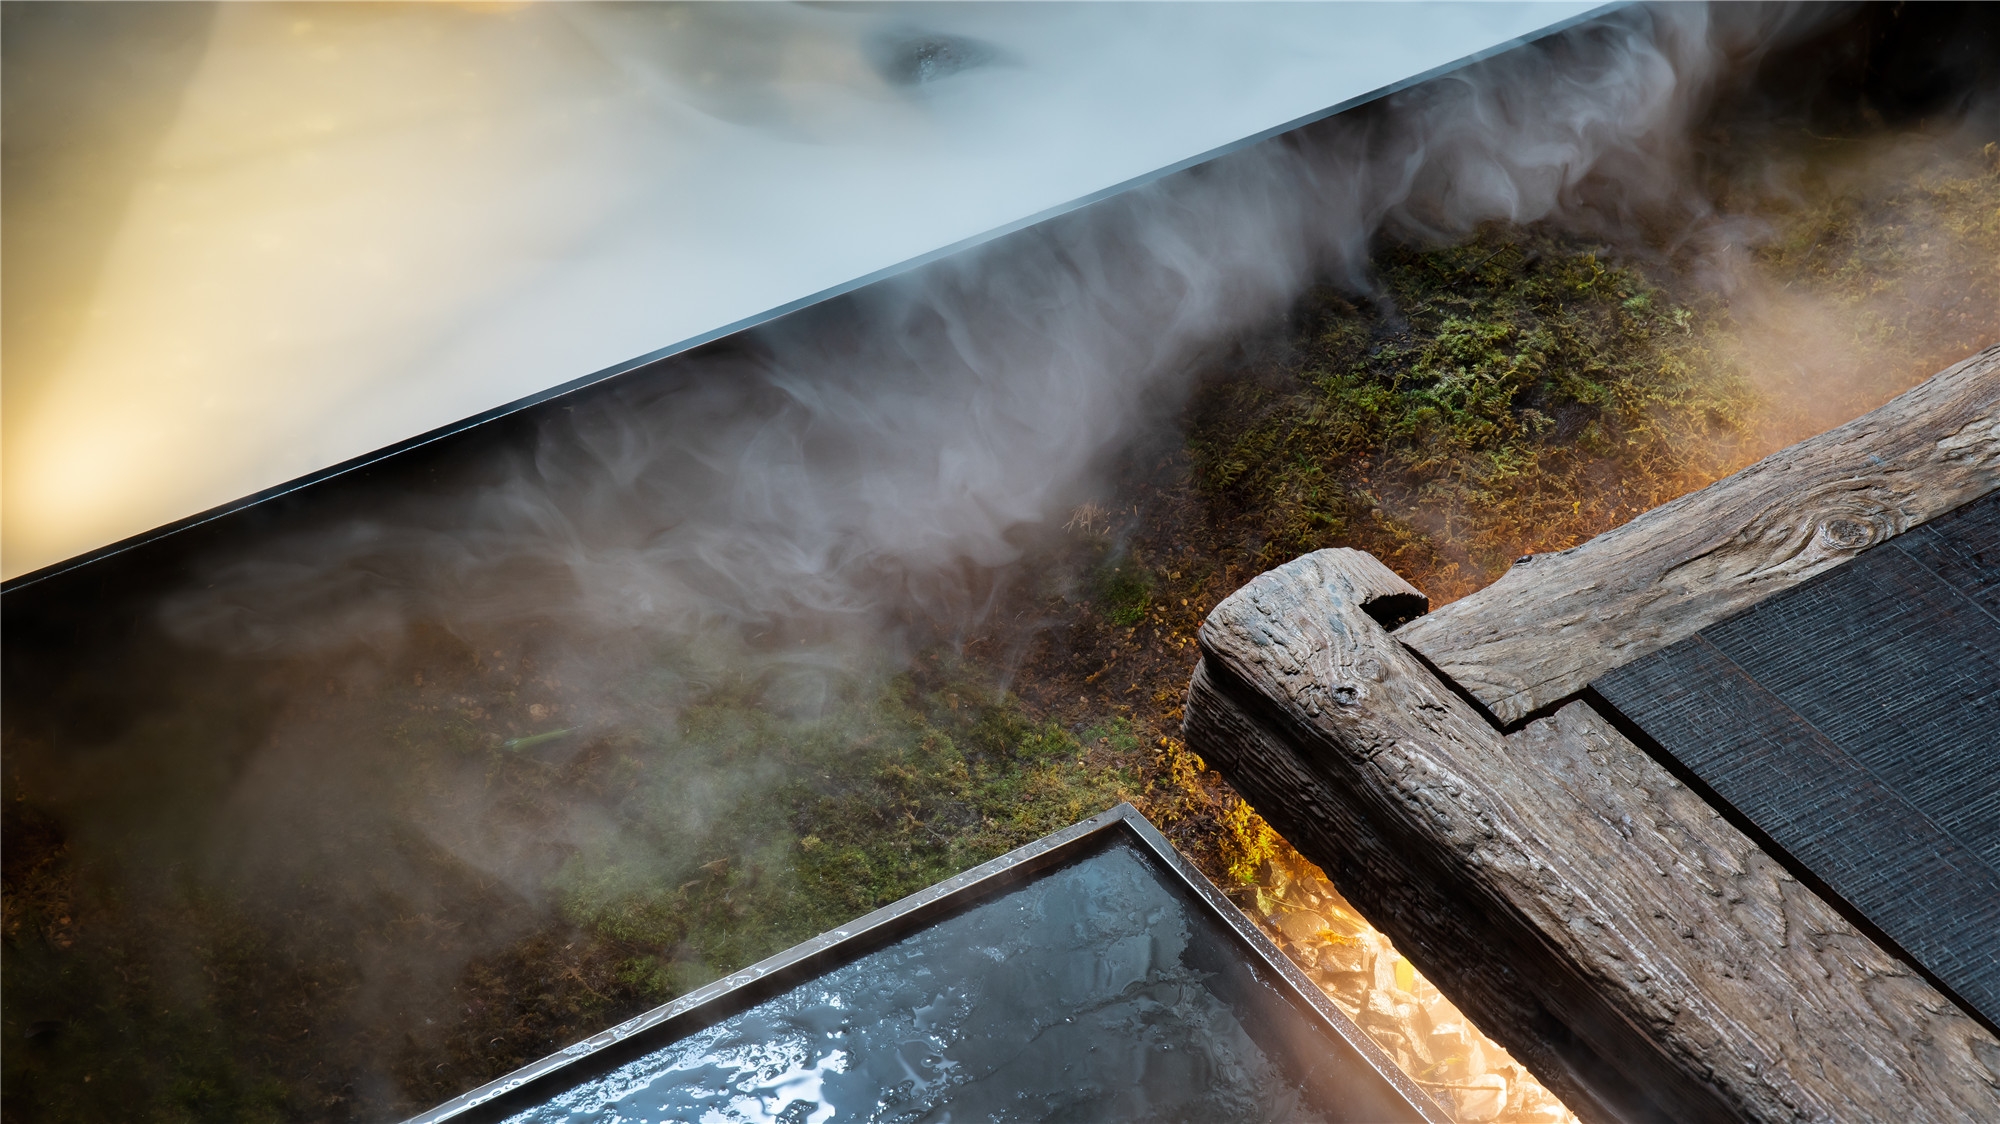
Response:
[504, 840, 1414, 1123]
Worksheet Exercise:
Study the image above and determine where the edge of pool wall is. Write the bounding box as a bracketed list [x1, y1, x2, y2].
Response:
[402, 803, 1454, 1124]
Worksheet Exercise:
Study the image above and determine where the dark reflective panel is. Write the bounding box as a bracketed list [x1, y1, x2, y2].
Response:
[506, 840, 1404, 1123]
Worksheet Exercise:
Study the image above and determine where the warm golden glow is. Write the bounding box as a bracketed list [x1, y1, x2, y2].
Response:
[1, 2, 1593, 579]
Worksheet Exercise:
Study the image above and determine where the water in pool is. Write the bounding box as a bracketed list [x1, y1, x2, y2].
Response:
[502, 839, 1410, 1123]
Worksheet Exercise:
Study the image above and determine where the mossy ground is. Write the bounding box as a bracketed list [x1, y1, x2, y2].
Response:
[1185, 232, 1753, 601]
[4, 135, 1995, 1123]
[1, 628, 1261, 1122]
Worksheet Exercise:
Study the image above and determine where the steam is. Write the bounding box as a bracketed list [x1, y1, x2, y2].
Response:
[26, 1, 1995, 1113]
[166, 4, 1767, 659]
[155, 2, 1834, 913]
[0, 0, 1586, 580]
[139, 13, 1764, 1042]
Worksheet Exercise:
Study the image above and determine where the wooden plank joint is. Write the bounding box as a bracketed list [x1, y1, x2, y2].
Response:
[1188, 545, 2000, 1123]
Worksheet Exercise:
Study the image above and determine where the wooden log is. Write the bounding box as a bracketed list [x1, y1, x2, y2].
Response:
[1397, 345, 2000, 726]
[1187, 548, 2000, 1124]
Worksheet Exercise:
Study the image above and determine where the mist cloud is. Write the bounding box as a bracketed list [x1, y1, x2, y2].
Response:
[103, 4, 1997, 1109]
[166, 4, 1790, 662]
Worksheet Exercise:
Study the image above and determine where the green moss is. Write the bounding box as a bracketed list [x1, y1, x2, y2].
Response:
[547, 667, 1134, 1000]
[1, 894, 314, 1124]
[1189, 228, 1753, 596]
[1095, 561, 1155, 626]
[4, 645, 1137, 1123]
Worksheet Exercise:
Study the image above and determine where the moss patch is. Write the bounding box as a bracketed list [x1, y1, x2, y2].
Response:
[545, 665, 1136, 995]
[1187, 229, 1754, 601]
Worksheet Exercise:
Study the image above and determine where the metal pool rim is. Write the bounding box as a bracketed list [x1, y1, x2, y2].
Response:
[402, 801, 1452, 1124]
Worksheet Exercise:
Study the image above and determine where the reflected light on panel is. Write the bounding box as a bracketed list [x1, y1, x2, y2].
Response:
[1, 2, 1595, 580]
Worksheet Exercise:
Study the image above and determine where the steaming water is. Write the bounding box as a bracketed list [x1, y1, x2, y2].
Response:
[0, 0, 1597, 580]
[501, 842, 1407, 1124]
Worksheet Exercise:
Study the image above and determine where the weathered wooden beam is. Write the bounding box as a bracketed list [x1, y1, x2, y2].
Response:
[1397, 345, 2000, 726]
[1187, 548, 2000, 1124]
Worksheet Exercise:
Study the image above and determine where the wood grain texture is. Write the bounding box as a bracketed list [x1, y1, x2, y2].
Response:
[1187, 548, 2000, 1124]
[1593, 491, 2000, 1027]
[1398, 345, 2000, 725]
